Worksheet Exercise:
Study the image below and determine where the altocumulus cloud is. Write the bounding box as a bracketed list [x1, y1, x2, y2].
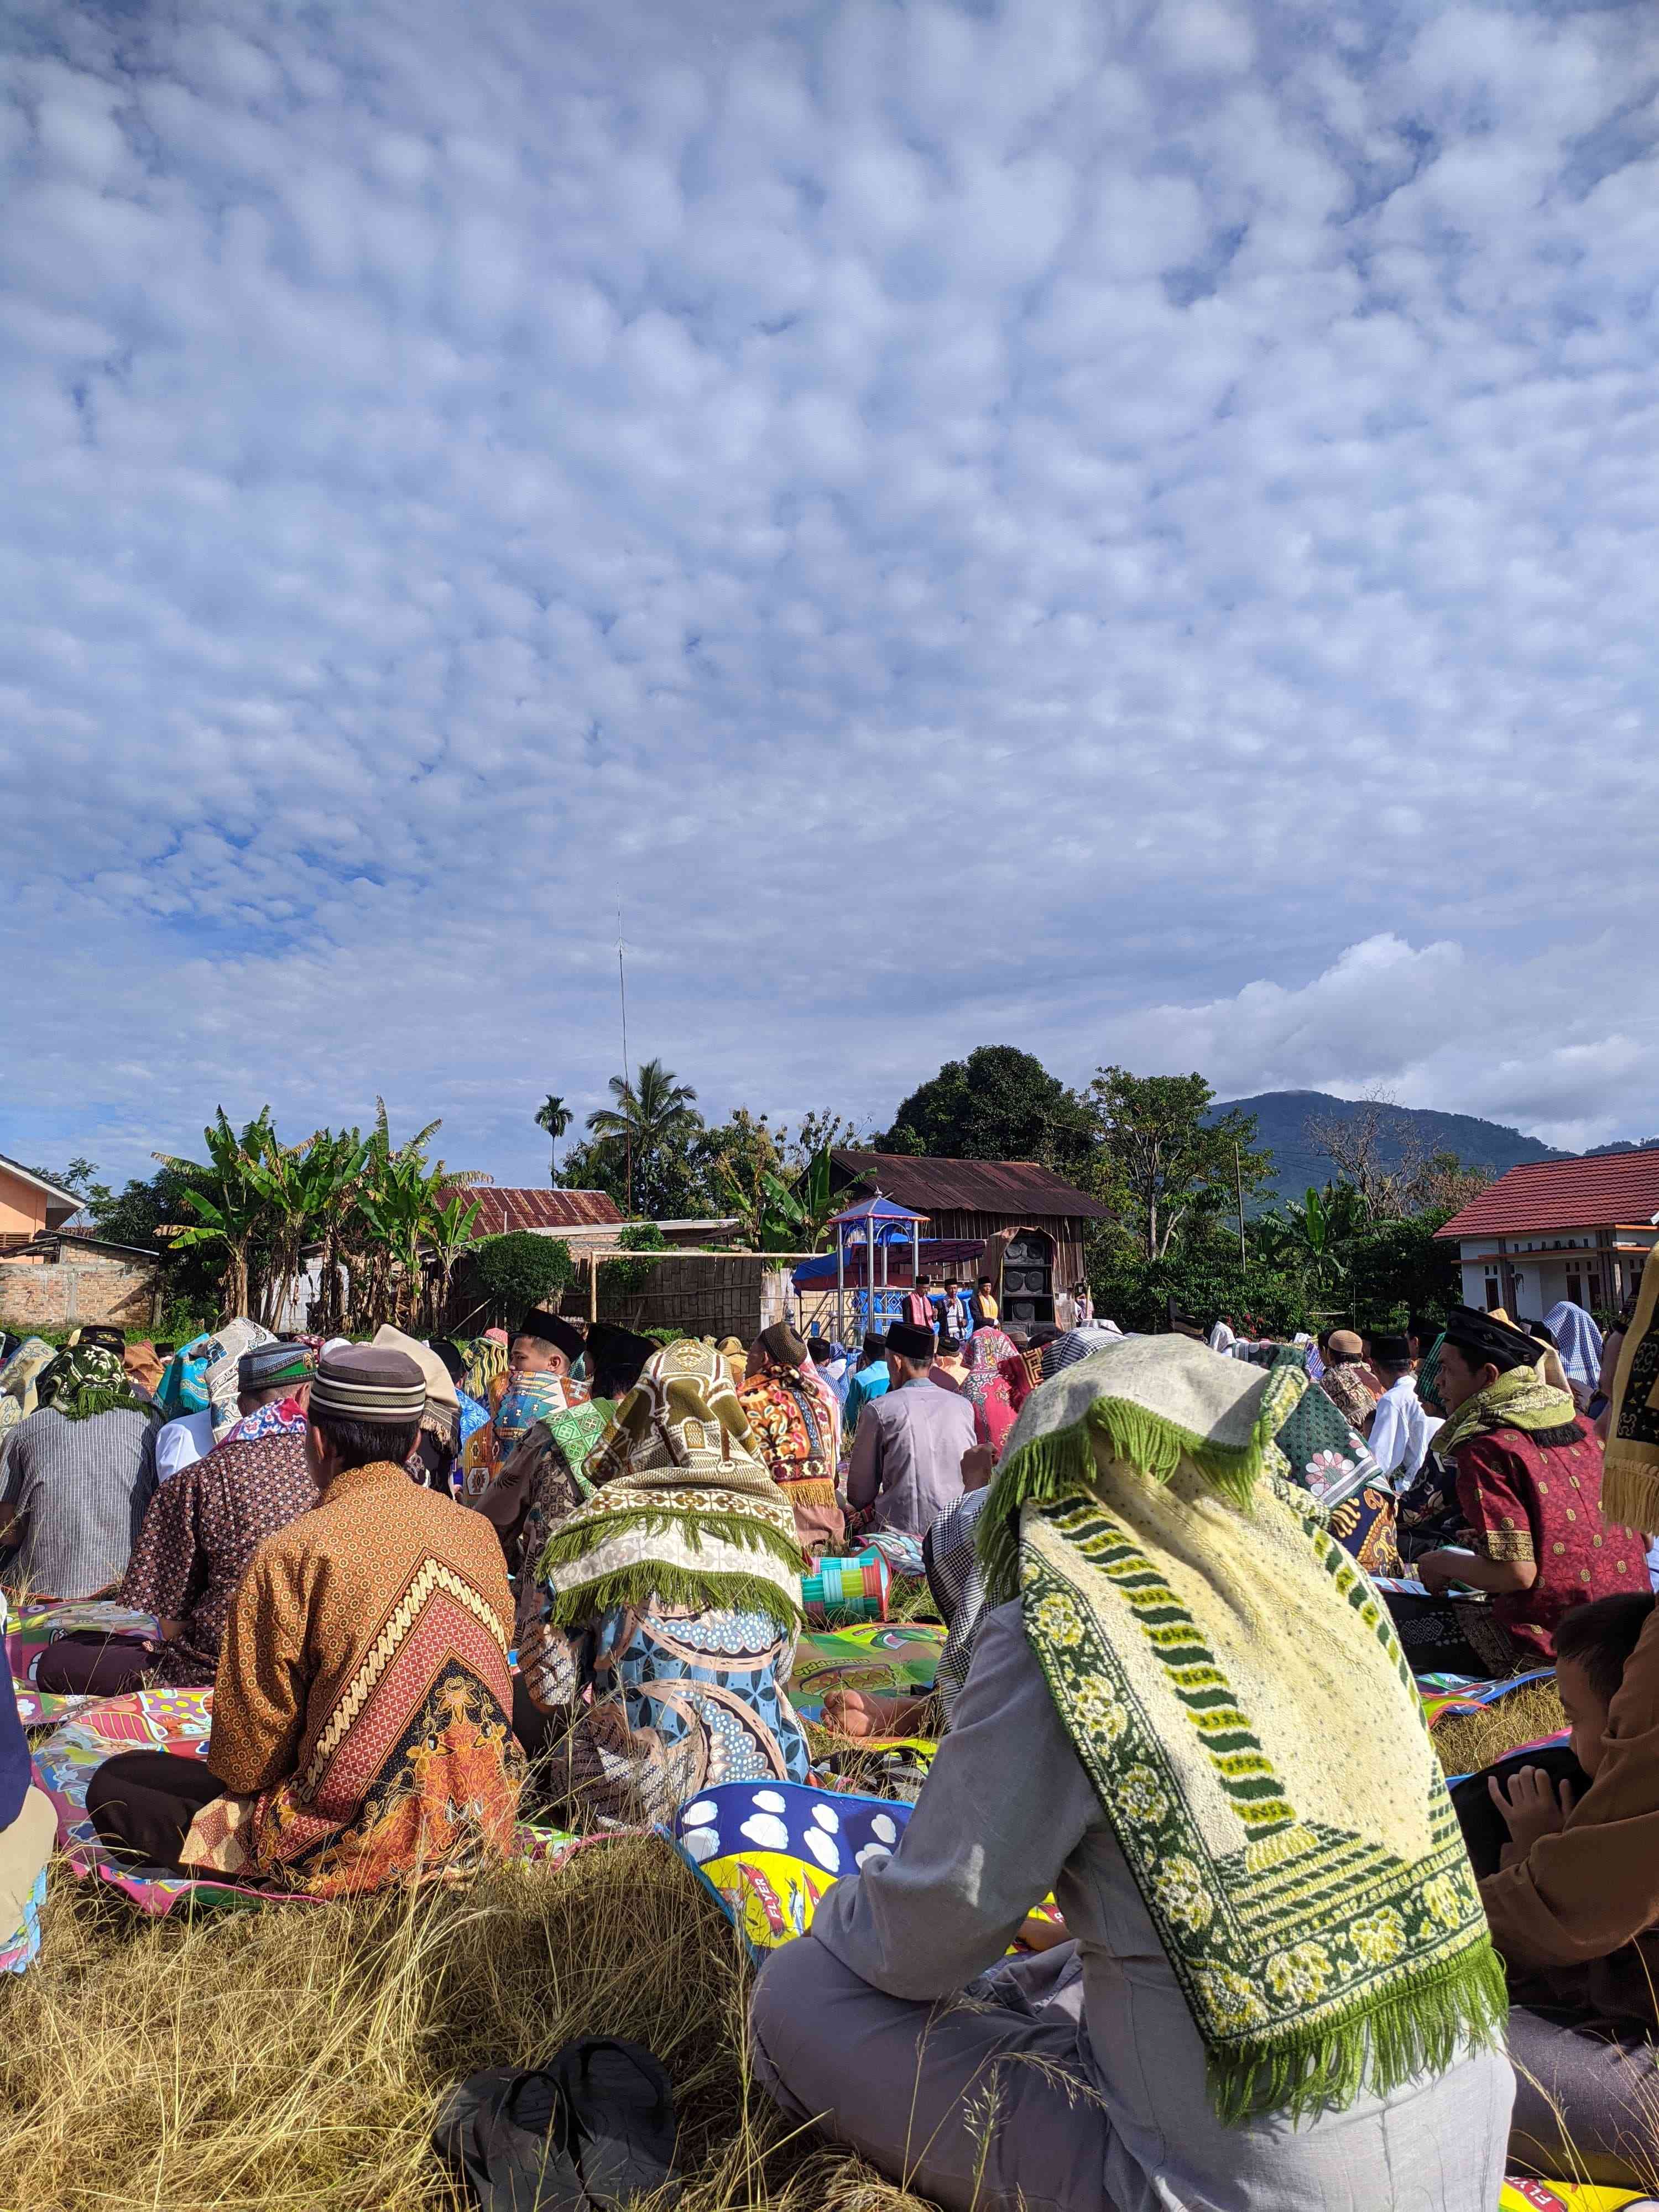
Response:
[2, 0, 1658, 1181]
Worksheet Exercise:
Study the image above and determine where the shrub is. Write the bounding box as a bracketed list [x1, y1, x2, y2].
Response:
[599, 1221, 668, 1303]
[472, 1232, 575, 1317]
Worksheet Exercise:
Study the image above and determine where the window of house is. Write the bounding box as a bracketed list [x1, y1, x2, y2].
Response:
[1484, 1277, 1500, 1311]
[1567, 1271, 1583, 1308]
[1590, 1270, 1603, 1307]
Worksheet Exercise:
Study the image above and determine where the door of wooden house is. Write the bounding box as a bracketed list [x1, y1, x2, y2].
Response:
[1000, 1231, 1055, 1329]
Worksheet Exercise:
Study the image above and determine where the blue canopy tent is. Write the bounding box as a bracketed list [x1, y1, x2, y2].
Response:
[812, 1192, 927, 1345]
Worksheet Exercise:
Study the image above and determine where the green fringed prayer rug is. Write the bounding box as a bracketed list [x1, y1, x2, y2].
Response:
[979, 1335, 1507, 2124]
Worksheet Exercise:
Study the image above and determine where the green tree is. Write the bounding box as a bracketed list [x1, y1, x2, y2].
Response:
[534, 1094, 572, 1182]
[581, 1058, 705, 1218]
[599, 1220, 669, 1311]
[1345, 1208, 1462, 1325]
[1088, 1070, 1271, 1261]
[155, 1109, 280, 1320]
[1254, 1181, 1373, 1300]
[877, 1046, 1095, 1172]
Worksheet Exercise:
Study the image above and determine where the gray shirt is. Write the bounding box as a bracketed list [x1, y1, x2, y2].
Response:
[0, 1406, 158, 1599]
[811, 1599, 1513, 2212]
[846, 1377, 975, 1538]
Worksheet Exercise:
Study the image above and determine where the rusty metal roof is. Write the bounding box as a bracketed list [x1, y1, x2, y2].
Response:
[830, 1151, 1111, 1220]
[442, 1188, 624, 1238]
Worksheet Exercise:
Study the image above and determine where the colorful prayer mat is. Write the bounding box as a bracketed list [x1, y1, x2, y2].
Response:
[787, 1622, 945, 1721]
[0, 1866, 45, 1974]
[1420, 1668, 1556, 1731]
[672, 1778, 911, 1960]
[1501, 2184, 1659, 2210]
[7, 1600, 163, 1726]
[801, 1549, 890, 1625]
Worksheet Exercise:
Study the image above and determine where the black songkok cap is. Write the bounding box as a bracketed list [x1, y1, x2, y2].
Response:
[585, 1324, 658, 1397]
[1440, 1306, 1538, 1374]
[1370, 1333, 1412, 1364]
[885, 1321, 936, 1362]
[514, 1309, 586, 1363]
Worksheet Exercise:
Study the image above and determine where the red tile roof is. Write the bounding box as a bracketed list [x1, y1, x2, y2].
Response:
[1436, 1153, 1659, 1240]
[830, 1151, 1112, 1220]
[442, 1188, 623, 1238]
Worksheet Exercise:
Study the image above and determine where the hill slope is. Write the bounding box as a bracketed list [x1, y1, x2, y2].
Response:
[1212, 1091, 1564, 1206]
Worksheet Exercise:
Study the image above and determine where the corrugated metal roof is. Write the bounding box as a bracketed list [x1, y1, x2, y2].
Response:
[830, 1151, 1112, 1219]
[444, 1188, 624, 1237]
[1436, 1154, 1659, 1239]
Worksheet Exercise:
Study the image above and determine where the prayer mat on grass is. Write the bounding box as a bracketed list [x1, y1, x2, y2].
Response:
[35, 1688, 623, 1914]
[672, 1778, 910, 1959]
[787, 1622, 945, 1720]
[1502, 2185, 1659, 2210]
[1420, 1668, 1557, 1731]
[7, 1600, 162, 1726]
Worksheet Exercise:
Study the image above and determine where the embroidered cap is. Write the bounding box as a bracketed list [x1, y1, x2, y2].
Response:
[238, 1339, 314, 1394]
[307, 1344, 426, 1425]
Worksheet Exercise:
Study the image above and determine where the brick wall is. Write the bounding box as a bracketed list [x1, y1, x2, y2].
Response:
[0, 1254, 160, 1333]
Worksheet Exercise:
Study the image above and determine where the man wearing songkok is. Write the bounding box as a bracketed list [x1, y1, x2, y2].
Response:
[1365, 1331, 1433, 1483]
[752, 1335, 1514, 2212]
[846, 1321, 975, 1540]
[0, 1339, 157, 1599]
[1318, 1327, 1382, 1433]
[36, 1341, 318, 1699]
[738, 1323, 844, 1561]
[1416, 1306, 1645, 1661]
[510, 1308, 585, 1381]
[86, 1345, 521, 1895]
[515, 1339, 808, 1827]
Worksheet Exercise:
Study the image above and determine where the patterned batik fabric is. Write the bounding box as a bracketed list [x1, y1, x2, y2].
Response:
[184, 1460, 522, 1897]
[510, 1401, 612, 1646]
[737, 1369, 843, 1558]
[674, 1778, 910, 1960]
[215, 1396, 308, 1447]
[978, 1335, 1506, 2124]
[922, 1486, 989, 1723]
[518, 1597, 812, 1828]
[1449, 1426, 1647, 1661]
[119, 1431, 320, 1686]
[1605, 1259, 1659, 1534]
[1255, 1345, 1382, 1512]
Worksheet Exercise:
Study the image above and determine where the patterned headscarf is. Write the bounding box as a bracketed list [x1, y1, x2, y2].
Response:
[38, 1340, 155, 1422]
[538, 1339, 802, 1631]
[962, 1327, 1030, 1461]
[0, 1337, 58, 1432]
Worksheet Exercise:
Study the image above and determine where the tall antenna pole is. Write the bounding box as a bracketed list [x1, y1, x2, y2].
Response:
[618, 909, 632, 1218]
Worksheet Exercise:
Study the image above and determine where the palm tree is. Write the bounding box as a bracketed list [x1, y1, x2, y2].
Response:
[156, 1108, 278, 1320]
[535, 1094, 572, 1182]
[586, 1058, 701, 1217]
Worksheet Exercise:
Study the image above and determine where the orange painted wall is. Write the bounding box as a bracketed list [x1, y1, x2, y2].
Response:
[0, 1166, 48, 1245]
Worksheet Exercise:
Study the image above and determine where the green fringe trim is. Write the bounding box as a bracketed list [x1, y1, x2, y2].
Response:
[46, 1384, 156, 1423]
[1208, 1938, 1511, 2124]
[977, 1394, 1275, 1606]
[542, 1562, 804, 1635]
[536, 1507, 802, 1586]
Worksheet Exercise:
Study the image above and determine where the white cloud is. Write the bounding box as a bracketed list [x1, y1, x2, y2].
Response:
[2, 0, 1658, 1191]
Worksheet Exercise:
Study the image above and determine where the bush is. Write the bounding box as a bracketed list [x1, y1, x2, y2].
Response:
[1086, 1245, 1312, 1337]
[599, 1221, 669, 1304]
[472, 1232, 575, 1317]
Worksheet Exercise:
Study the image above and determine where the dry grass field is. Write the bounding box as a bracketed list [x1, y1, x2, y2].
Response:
[0, 1674, 1600, 2211]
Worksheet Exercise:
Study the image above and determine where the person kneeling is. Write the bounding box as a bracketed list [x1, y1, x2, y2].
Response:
[1479, 1591, 1659, 2187]
[86, 1345, 522, 1896]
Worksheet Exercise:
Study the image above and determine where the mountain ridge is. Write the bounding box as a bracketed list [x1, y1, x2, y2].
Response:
[1209, 1089, 1657, 1207]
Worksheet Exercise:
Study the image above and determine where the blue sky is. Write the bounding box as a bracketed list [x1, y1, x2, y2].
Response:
[3, 0, 1658, 1189]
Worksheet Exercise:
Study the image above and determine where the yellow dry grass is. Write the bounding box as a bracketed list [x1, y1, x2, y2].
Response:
[1429, 1678, 1568, 1780]
[0, 1840, 931, 2212]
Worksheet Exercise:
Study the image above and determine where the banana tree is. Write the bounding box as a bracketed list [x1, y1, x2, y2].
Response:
[155, 1108, 277, 1320]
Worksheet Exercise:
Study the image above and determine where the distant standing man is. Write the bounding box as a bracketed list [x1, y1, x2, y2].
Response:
[1365, 1333, 1433, 1485]
[847, 1322, 975, 1540]
[968, 1275, 999, 1332]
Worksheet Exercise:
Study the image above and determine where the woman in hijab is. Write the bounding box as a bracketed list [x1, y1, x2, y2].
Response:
[515, 1340, 811, 1826]
[960, 1327, 1030, 1463]
[739, 1324, 844, 1561]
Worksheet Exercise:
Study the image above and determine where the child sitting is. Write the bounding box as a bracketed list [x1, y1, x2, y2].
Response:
[1480, 1590, 1659, 2185]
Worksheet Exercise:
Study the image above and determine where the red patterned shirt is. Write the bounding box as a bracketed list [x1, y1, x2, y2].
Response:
[1452, 1422, 1647, 1660]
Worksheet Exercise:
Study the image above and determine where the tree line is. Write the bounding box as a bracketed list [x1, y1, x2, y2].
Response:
[38, 1046, 1486, 1337]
